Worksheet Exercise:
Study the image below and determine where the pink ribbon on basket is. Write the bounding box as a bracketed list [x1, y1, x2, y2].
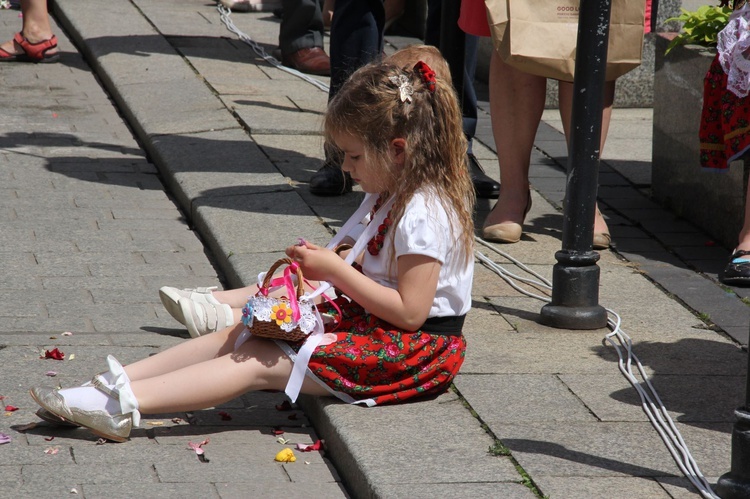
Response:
[265, 262, 301, 322]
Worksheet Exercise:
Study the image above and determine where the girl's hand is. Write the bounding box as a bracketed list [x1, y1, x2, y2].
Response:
[285, 241, 343, 282]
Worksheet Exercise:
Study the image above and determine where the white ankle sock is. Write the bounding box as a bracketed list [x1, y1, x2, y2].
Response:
[58, 386, 121, 415]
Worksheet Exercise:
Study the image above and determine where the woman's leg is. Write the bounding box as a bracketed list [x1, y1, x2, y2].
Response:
[0, 0, 58, 55]
[131, 335, 331, 413]
[737, 179, 750, 252]
[558, 79, 616, 237]
[483, 51, 546, 230]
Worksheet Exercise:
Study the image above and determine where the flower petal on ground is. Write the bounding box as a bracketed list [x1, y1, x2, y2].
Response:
[274, 448, 296, 462]
[0, 432, 11, 444]
[188, 438, 210, 456]
[296, 439, 323, 452]
[5, 405, 18, 412]
[42, 348, 65, 360]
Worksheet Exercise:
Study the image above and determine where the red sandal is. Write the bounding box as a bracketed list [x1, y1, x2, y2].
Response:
[0, 32, 59, 63]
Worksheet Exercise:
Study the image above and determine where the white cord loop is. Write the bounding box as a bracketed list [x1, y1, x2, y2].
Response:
[475, 238, 719, 499]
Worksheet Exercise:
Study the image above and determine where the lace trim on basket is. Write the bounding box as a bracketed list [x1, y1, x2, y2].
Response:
[250, 295, 318, 334]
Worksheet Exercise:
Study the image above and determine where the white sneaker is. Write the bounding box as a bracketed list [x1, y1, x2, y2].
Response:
[159, 286, 220, 326]
[179, 298, 235, 338]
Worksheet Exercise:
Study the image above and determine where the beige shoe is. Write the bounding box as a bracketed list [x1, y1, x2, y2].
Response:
[482, 191, 532, 244]
[482, 221, 523, 243]
[29, 387, 132, 443]
[593, 231, 612, 250]
[593, 208, 611, 250]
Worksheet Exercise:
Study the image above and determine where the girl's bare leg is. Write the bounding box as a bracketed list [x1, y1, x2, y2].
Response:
[483, 51, 547, 229]
[124, 324, 246, 382]
[0, 0, 58, 55]
[211, 286, 259, 308]
[130, 335, 331, 414]
[558, 79, 616, 236]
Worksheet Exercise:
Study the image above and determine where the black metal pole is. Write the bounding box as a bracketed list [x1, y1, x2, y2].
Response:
[439, 0, 464, 107]
[715, 344, 750, 498]
[539, 0, 608, 329]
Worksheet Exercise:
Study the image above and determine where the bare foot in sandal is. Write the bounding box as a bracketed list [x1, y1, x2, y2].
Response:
[0, 31, 59, 63]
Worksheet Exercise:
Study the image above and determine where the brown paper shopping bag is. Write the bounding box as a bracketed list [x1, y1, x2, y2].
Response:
[485, 0, 646, 82]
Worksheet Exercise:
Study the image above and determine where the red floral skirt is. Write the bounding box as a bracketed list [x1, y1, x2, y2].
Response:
[699, 54, 750, 170]
[290, 298, 466, 406]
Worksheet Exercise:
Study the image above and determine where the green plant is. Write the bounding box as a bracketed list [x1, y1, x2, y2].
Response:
[664, 4, 733, 54]
[489, 441, 511, 456]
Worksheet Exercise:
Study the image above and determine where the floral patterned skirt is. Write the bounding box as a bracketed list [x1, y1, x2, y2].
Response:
[699, 54, 750, 170]
[288, 298, 466, 406]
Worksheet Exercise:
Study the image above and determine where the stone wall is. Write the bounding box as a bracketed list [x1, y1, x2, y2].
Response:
[651, 35, 746, 249]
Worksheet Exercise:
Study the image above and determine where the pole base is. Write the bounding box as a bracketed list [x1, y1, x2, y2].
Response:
[715, 473, 750, 499]
[539, 304, 608, 330]
[716, 408, 750, 498]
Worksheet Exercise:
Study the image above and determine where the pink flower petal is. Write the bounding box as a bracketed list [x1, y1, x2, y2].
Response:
[296, 439, 323, 452]
[4, 405, 18, 412]
[0, 432, 11, 444]
[45, 371, 57, 377]
[188, 438, 210, 456]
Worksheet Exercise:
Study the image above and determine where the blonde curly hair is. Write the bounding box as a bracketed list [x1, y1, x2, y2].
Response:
[324, 60, 475, 269]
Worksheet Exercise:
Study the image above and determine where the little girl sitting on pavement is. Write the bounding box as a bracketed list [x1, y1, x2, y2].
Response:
[30, 51, 476, 442]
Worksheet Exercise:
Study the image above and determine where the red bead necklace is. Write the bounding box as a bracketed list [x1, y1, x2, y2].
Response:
[367, 196, 392, 256]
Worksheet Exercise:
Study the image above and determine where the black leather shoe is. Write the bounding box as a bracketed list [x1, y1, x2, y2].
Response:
[721, 250, 750, 286]
[310, 162, 352, 196]
[468, 154, 500, 199]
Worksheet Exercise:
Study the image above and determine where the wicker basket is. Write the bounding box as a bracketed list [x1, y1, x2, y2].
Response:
[242, 258, 312, 343]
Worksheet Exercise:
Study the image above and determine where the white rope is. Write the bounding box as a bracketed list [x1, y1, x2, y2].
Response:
[217, 4, 330, 93]
[475, 237, 720, 499]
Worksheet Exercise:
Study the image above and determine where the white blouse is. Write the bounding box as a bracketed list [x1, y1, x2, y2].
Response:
[360, 190, 474, 318]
